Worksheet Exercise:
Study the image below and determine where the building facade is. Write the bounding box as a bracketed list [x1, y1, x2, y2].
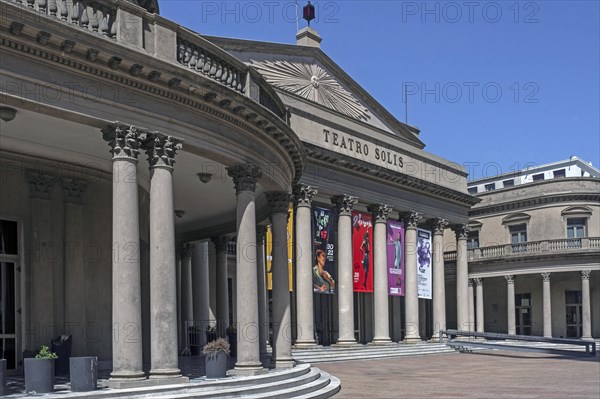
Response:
[444, 157, 600, 339]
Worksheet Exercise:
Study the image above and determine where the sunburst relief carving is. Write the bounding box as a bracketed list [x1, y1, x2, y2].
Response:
[251, 60, 370, 121]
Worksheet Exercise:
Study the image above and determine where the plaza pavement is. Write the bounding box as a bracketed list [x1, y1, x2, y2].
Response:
[318, 350, 600, 399]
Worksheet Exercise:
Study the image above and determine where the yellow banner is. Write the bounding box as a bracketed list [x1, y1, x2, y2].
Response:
[266, 204, 294, 291]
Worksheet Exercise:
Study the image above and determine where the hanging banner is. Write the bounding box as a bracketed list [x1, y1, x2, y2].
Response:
[386, 221, 405, 296]
[352, 211, 374, 292]
[266, 204, 294, 291]
[417, 228, 432, 299]
[312, 207, 336, 294]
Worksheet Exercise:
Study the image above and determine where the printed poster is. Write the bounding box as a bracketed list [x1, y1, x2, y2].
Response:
[352, 211, 374, 292]
[266, 204, 294, 291]
[417, 228, 432, 299]
[312, 207, 336, 294]
[386, 221, 405, 296]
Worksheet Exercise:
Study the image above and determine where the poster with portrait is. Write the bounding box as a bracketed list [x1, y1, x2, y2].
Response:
[386, 221, 405, 296]
[312, 207, 336, 294]
[352, 211, 374, 292]
[266, 204, 294, 291]
[416, 228, 432, 299]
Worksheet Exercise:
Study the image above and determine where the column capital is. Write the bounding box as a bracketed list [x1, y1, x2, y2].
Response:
[62, 178, 87, 204]
[180, 243, 194, 259]
[292, 184, 317, 207]
[26, 170, 56, 199]
[541, 272, 551, 282]
[474, 278, 483, 286]
[433, 218, 449, 234]
[211, 236, 228, 252]
[399, 211, 422, 229]
[145, 133, 182, 169]
[266, 191, 290, 215]
[453, 224, 470, 240]
[101, 123, 147, 161]
[331, 194, 358, 216]
[227, 164, 262, 193]
[468, 279, 474, 287]
[581, 270, 591, 280]
[505, 275, 515, 284]
[367, 203, 391, 223]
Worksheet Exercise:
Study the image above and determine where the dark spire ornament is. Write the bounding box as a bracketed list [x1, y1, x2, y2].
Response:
[303, 1, 315, 26]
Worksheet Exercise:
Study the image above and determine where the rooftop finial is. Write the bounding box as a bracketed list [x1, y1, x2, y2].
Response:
[303, 1, 315, 27]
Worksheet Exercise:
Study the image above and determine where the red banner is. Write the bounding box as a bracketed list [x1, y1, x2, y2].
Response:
[352, 211, 374, 292]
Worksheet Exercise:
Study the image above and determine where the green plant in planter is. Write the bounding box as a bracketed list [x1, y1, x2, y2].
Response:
[202, 338, 230, 359]
[35, 345, 58, 360]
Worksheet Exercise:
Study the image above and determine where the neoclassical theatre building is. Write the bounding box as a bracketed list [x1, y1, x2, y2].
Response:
[444, 158, 600, 339]
[0, 0, 478, 385]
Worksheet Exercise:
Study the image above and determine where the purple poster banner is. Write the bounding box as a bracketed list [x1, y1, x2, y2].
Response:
[386, 221, 405, 296]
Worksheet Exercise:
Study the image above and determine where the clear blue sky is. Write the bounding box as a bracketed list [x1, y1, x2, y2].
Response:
[160, 1, 600, 180]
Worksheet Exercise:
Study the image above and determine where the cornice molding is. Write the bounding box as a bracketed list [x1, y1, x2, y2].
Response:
[470, 193, 600, 217]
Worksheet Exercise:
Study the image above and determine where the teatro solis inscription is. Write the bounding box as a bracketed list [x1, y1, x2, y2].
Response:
[323, 129, 404, 169]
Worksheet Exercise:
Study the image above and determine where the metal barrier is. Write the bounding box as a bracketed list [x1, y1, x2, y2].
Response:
[440, 330, 596, 356]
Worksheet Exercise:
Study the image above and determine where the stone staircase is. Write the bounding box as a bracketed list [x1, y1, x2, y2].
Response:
[292, 342, 456, 363]
[7, 364, 339, 399]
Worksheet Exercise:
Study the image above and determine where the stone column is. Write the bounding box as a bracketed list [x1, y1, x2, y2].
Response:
[505, 275, 516, 335]
[212, 237, 229, 335]
[474, 278, 484, 333]
[541, 273, 552, 338]
[146, 133, 185, 381]
[227, 164, 265, 375]
[102, 124, 145, 384]
[192, 241, 210, 344]
[581, 270, 592, 340]
[293, 185, 319, 347]
[431, 218, 448, 341]
[180, 244, 194, 329]
[468, 279, 475, 333]
[367, 203, 392, 345]
[454, 225, 470, 332]
[332, 195, 359, 345]
[403, 212, 422, 342]
[268, 192, 295, 368]
[255, 229, 270, 365]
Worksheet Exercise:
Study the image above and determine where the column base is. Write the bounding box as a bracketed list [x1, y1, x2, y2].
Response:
[147, 375, 189, 386]
[333, 339, 360, 347]
[149, 368, 185, 380]
[369, 338, 393, 346]
[106, 373, 147, 389]
[402, 336, 423, 344]
[581, 336, 594, 341]
[271, 358, 296, 369]
[230, 363, 268, 376]
[293, 341, 322, 349]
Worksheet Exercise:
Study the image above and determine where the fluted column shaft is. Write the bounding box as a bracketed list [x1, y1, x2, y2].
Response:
[228, 164, 264, 375]
[581, 270, 592, 340]
[403, 212, 422, 342]
[294, 185, 318, 347]
[475, 278, 484, 333]
[506, 275, 516, 335]
[102, 124, 145, 383]
[147, 134, 183, 379]
[455, 225, 469, 332]
[333, 195, 358, 345]
[213, 237, 229, 335]
[268, 193, 294, 367]
[432, 219, 447, 340]
[192, 241, 210, 344]
[255, 230, 269, 363]
[468, 279, 475, 332]
[541, 273, 552, 338]
[368, 204, 392, 344]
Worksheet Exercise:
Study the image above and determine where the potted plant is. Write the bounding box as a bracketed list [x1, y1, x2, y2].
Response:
[205, 325, 217, 344]
[24, 345, 57, 394]
[203, 338, 230, 378]
[226, 325, 237, 357]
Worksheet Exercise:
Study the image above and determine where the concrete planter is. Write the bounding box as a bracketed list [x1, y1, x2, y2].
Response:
[205, 352, 228, 378]
[70, 357, 98, 392]
[24, 358, 55, 394]
[0, 359, 6, 396]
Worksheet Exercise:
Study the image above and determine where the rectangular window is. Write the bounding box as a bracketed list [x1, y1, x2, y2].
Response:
[532, 173, 545, 182]
[515, 293, 532, 335]
[484, 183, 495, 191]
[503, 179, 515, 188]
[553, 169, 566, 178]
[567, 218, 586, 239]
[467, 187, 478, 195]
[509, 224, 527, 253]
[565, 290, 582, 338]
[467, 230, 480, 250]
